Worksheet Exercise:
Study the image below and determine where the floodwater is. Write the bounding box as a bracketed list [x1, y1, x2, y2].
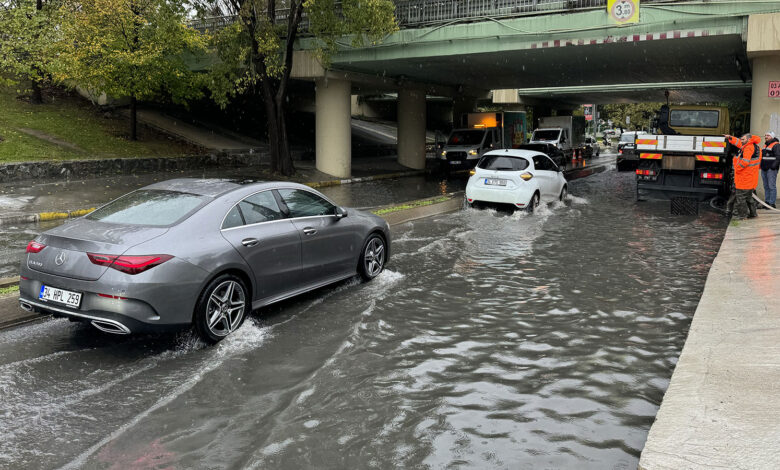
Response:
[0, 168, 727, 469]
[0, 174, 468, 278]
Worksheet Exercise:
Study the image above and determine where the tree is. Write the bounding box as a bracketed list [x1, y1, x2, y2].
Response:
[56, 0, 207, 140]
[197, 0, 397, 176]
[601, 102, 663, 132]
[0, 0, 62, 103]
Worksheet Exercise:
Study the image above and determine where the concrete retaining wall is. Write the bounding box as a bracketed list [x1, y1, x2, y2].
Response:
[0, 151, 268, 183]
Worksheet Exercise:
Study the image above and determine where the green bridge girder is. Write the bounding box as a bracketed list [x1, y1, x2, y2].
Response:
[298, 0, 780, 103]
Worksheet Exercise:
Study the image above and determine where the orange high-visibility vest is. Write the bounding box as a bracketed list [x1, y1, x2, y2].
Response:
[729, 135, 762, 189]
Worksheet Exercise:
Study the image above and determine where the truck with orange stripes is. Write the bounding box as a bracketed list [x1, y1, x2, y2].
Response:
[635, 105, 734, 201]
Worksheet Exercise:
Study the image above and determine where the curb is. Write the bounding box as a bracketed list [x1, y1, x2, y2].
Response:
[0, 207, 96, 226]
[0, 277, 20, 289]
[305, 169, 426, 188]
[0, 170, 430, 226]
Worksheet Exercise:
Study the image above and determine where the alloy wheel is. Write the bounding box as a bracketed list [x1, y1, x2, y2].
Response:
[363, 237, 385, 278]
[206, 280, 246, 337]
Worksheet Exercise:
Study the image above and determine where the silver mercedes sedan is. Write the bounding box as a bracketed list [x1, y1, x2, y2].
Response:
[18, 179, 390, 342]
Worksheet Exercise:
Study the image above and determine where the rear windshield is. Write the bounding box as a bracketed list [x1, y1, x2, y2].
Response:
[87, 190, 208, 226]
[670, 110, 720, 128]
[448, 130, 485, 146]
[620, 133, 637, 142]
[532, 130, 560, 141]
[478, 155, 529, 171]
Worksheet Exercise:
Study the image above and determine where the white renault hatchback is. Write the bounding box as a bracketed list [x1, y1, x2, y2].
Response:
[464, 149, 567, 211]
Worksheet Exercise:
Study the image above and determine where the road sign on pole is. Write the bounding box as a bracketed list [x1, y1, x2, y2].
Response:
[607, 0, 640, 25]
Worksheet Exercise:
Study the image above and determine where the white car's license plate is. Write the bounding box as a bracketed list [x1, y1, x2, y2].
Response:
[485, 178, 507, 186]
[39, 285, 82, 308]
[449, 160, 462, 165]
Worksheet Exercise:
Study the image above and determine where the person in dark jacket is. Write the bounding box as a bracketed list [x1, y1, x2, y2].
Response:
[760, 131, 780, 208]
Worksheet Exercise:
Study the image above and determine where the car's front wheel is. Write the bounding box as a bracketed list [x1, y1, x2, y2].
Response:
[194, 274, 248, 343]
[359, 234, 386, 281]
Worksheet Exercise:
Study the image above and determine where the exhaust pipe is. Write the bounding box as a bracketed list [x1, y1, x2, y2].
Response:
[19, 301, 34, 312]
[90, 320, 131, 335]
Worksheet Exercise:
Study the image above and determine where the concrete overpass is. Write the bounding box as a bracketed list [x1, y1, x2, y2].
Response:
[198, 1, 780, 177]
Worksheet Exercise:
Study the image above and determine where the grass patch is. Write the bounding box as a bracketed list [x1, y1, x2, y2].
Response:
[0, 86, 204, 163]
[372, 196, 451, 216]
[0, 285, 19, 296]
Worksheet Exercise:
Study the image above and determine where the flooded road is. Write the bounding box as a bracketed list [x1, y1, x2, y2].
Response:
[0, 174, 468, 278]
[0, 168, 726, 469]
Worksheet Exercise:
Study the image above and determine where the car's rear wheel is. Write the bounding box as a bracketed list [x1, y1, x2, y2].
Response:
[528, 192, 540, 213]
[559, 185, 567, 201]
[359, 234, 386, 281]
[194, 274, 248, 343]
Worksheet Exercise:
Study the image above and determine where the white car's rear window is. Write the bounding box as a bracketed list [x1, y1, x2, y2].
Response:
[478, 156, 529, 171]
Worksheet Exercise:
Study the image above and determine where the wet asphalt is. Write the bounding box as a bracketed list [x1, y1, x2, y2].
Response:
[0, 163, 728, 469]
[0, 155, 614, 279]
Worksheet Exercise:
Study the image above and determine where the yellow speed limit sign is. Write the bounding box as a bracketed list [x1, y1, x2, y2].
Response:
[608, 0, 639, 25]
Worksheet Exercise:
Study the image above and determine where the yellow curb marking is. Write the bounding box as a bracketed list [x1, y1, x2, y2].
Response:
[38, 212, 69, 221]
[37, 207, 96, 221]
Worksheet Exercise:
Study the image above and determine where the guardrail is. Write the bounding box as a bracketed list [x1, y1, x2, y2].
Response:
[396, 0, 605, 26]
[190, 0, 687, 32]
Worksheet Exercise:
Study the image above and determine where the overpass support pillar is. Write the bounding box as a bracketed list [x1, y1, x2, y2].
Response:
[747, 13, 780, 199]
[315, 77, 351, 178]
[397, 88, 427, 170]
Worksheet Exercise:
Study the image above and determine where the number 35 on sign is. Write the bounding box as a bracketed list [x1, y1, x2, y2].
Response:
[608, 0, 640, 25]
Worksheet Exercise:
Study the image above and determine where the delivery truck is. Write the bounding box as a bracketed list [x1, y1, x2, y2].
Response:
[439, 111, 527, 170]
[529, 116, 587, 161]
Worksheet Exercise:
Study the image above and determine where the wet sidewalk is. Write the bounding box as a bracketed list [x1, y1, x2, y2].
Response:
[639, 213, 780, 469]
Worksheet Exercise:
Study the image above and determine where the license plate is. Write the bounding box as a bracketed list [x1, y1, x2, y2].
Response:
[449, 161, 462, 165]
[485, 178, 507, 186]
[39, 285, 82, 308]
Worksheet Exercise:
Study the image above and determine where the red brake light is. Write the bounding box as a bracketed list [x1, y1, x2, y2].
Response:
[26, 241, 46, 253]
[87, 253, 173, 275]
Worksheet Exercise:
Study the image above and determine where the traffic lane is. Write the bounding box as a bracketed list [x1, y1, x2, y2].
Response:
[0, 274, 403, 469]
[0, 173, 469, 278]
[0, 169, 726, 469]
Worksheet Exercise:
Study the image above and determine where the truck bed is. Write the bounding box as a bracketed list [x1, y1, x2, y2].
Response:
[635, 135, 728, 155]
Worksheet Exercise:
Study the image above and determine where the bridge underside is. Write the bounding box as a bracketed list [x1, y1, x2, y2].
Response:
[333, 33, 751, 104]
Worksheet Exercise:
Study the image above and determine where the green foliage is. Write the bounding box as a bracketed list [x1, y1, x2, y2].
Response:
[600, 102, 664, 131]
[204, 0, 397, 108]
[0, 87, 201, 162]
[0, 0, 62, 90]
[0, 284, 20, 296]
[55, 0, 208, 106]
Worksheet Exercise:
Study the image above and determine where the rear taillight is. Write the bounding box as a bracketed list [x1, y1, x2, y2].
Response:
[87, 253, 173, 275]
[701, 172, 724, 180]
[26, 241, 46, 253]
[635, 169, 658, 176]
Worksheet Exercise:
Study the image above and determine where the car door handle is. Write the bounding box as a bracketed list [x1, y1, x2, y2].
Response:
[241, 238, 259, 247]
[303, 227, 317, 235]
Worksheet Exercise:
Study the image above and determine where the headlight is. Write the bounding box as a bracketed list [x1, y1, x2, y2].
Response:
[468, 149, 478, 156]
[441, 150, 447, 156]
[469, 169, 476, 176]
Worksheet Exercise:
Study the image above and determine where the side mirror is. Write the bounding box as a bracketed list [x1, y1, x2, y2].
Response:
[335, 206, 348, 219]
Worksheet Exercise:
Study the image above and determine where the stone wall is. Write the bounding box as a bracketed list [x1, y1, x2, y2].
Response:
[0, 151, 269, 183]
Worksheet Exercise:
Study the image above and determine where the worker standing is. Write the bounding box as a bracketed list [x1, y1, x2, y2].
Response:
[724, 133, 762, 219]
[760, 131, 779, 208]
